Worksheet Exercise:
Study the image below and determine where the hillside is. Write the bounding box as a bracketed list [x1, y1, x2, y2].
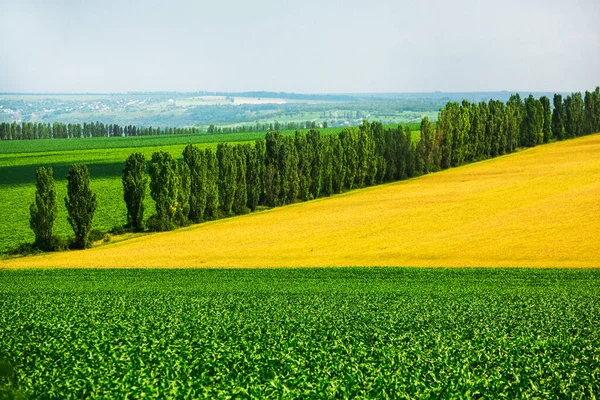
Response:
[0, 125, 417, 253]
[3, 133, 599, 269]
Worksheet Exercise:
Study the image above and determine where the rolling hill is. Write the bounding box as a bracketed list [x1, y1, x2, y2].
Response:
[3, 133, 599, 269]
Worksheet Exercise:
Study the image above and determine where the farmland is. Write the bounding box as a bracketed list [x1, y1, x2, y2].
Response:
[0, 267, 599, 398]
[5, 132, 599, 269]
[0, 125, 416, 253]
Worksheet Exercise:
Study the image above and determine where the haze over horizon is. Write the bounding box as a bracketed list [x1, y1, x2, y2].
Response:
[1, 0, 598, 94]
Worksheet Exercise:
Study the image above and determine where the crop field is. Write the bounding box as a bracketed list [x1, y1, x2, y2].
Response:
[0, 268, 598, 398]
[0, 125, 414, 253]
[5, 133, 598, 269]
[0, 127, 362, 155]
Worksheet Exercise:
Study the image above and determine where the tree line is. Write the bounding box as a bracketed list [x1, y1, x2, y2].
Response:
[26, 88, 600, 252]
[0, 121, 202, 140]
[0, 119, 332, 140]
[206, 120, 328, 134]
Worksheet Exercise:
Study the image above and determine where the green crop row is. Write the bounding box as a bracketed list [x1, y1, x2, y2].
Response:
[0, 268, 598, 398]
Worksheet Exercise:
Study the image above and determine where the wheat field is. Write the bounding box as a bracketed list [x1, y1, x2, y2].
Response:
[3, 134, 599, 269]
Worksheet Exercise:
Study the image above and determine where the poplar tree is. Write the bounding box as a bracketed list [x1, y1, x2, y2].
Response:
[244, 144, 261, 211]
[183, 144, 208, 223]
[149, 151, 179, 231]
[383, 128, 398, 180]
[523, 95, 543, 147]
[295, 132, 312, 201]
[307, 130, 324, 198]
[254, 139, 266, 206]
[122, 153, 147, 231]
[593, 87, 600, 133]
[30, 167, 57, 250]
[175, 161, 191, 226]
[204, 148, 220, 220]
[65, 164, 97, 249]
[438, 104, 455, 169]
[339, 128, 358, 189]
[419, 117, 436, 173]
[217, 143, 236, 215]
[264, 132, 282, 206]
[232, 145, 248, 214]
[565, 93, 584, 138]
[322, 136, 334, 196]
[540, 96, 552, 143]
[331, 135, 346, 194]
[280, 137, 299, 204]
[488, 100, 504, 157]
[357, 121, 377, 186]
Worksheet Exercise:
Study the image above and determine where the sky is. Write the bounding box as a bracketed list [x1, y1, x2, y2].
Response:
[0, 0, 598, 93]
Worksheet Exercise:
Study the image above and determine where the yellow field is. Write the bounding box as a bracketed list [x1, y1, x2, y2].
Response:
[3, 134, 600, 269]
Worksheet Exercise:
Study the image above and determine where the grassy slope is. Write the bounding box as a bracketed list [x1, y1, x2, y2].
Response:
[0, 125, 413, 253]
[4, 133, 599, 268]
[1, 268, 599, 397]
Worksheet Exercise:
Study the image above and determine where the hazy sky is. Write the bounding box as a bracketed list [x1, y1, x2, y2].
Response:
[0, 0, 598, 93]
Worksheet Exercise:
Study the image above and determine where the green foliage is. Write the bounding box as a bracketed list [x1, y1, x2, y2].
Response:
[552, 94, 566, 141]
[216, 144, 236, 215]
[280, 137, 299, 204]
[540, 96, 552, 143]
[522, 95, 544, 147]
[245, 143, 261, 211]
[232, 145, 248, 215]
[65, 164, 97, 249]
[357, 121, 377, 186]
[565, 93, 585, 139]
[29, 167, 57, 251]
[330, 135, 346, 194]
[504, 100, 520, 153]
[583, 88, 600, 135]
[182, 144, 207, 223]
[0, 268, 599, 397]
[264, 132, 282, 207]
[417, 117, 437, 173]
[321, 136, 335, 196]
[295, 132, 311, 201]
[590, 87, 600, 134]
[149, 151, 179, 231]
[307, 130, 324, 197]
[339, 128, 358, 189]
[122, 153, 147, 231]
[175, 161, 191, 227]
[203, 149, 220, 220]
[438, 103, 455, 169]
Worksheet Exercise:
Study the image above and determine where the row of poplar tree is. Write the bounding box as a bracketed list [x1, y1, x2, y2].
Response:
[0, 121, 201, 140]
[28, 88, 600, 251]
[0, 119, 328, 140]
[206, 120, 327, 134]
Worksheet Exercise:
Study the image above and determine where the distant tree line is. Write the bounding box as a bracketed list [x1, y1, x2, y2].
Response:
[0, 121, 202, 140]
[0, 119, 333, 140]
[24, 88, 600, 252]
[206, 120, 328, 134]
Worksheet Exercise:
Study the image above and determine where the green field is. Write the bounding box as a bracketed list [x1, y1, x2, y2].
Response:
[0, 125, 416, 253]
[0, 127, 361, 155]
[0, 268, 598, 398]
